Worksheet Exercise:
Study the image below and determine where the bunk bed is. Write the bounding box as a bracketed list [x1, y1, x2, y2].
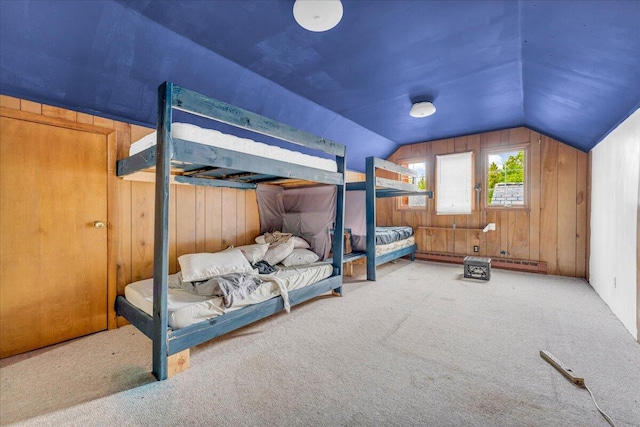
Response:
[346, 157, 432, 281]
[115, 82, 346, 380]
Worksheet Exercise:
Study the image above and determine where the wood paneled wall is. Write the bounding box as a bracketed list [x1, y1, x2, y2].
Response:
[378, 127, 588, 277]
[345, 170, 366, 183]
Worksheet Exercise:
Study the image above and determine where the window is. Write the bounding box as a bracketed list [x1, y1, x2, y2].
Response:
[485, 146, 527, 208]
[436, 152, 473, 214]
[398, 159, 426, 208]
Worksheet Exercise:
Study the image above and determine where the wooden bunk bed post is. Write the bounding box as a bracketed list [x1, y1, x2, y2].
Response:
[332, 154, 347, 296]
[151, 81, 173, 381]
[365, 156, 377, 281]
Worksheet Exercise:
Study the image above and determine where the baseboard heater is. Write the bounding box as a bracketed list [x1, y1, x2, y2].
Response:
[414, 252, 547, 274]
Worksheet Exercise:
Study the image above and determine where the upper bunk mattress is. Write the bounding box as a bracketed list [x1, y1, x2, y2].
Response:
[129, 122, 337, 172]
[375, 226, 414, 245]
[124, 262, 333, 329]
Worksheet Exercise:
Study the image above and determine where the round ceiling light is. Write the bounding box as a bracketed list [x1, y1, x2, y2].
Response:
[293, 0, 343, 32]
[409, 101, 437, 118]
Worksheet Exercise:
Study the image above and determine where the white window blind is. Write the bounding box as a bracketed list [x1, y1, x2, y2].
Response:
[436, 151, 473, 214]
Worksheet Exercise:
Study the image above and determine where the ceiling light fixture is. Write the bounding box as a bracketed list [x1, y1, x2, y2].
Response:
[410, 101, 437, 118]
[293, 0, 343, 32]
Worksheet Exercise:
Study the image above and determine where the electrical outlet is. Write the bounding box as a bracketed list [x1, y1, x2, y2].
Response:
[473, 245, 479, 252]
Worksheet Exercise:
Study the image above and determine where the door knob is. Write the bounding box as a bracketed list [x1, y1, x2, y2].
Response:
[93, 220, 105, 229]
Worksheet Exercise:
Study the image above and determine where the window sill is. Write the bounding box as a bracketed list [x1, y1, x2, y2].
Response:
[396, 206, 427, 211]
[484, 205, 530, 212]
[418, 226, 484, 231]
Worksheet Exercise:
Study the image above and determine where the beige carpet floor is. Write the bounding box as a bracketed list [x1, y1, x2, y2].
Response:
[1, 260, 639, 426]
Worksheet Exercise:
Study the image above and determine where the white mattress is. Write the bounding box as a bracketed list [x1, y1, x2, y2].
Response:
[129, 122, 337, 172]
[124, 263, 333, 329]
[376, 236, 415, 256]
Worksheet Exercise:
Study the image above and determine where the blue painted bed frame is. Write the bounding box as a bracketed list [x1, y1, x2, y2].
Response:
[115, 82, 346, 380]
[346, 156, 433, 281]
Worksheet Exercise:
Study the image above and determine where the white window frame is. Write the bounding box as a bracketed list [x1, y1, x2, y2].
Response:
[483, 144, 529, 210]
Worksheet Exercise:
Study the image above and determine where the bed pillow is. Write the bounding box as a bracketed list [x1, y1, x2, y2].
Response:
[262, 239, 295, 266]
[280, 248, 320, 267]
[235, 243, 270, 264]
[178, 249, 254, 283]
[168, 272, 184, 289]
[290, 236, 311, 249]
[257, 233, 309, 249]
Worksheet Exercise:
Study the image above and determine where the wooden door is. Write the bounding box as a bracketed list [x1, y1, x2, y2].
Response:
[0, 116, 108, 358]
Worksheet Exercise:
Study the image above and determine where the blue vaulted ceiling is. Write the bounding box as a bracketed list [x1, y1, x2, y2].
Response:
[1, 0, 639, 171]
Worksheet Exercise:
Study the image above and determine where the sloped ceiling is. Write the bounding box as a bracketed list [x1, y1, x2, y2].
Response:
[1, 0, 639, 171]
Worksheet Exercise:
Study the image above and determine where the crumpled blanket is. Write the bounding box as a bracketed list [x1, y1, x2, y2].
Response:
[185, 273, 265, 308]
[269, 275, 291, 313]
[262, 231, 292, 246]
[180, 271, 292, 314]
[252, 260, 277, 274]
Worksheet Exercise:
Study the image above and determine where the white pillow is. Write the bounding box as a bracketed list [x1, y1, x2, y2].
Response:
[280, 248, 319, 267]
[168, 272, 184, 289]
[236, 243, 269, 264]
[290, 236, 311, 249]
[262, 240, 295, 266]
[178, 249, 254, 282]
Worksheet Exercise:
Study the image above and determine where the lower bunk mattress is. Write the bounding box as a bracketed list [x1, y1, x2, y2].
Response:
[375, 226, 414, 245]
[375, 235, 415, 256]
[352, 226, 415, 252]
[124, 263, 333, 329]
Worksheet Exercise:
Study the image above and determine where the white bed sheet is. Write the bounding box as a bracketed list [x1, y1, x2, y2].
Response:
[129, 122, 337, 172]
[124, 262, 334, 329]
